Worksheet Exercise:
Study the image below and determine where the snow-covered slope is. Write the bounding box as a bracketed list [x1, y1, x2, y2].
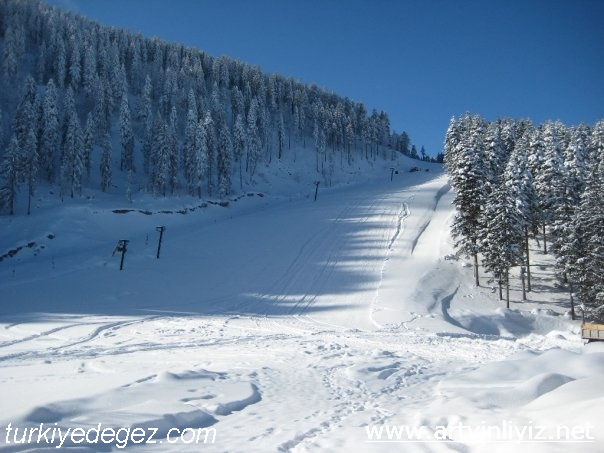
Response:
[0, 168, 599, 452]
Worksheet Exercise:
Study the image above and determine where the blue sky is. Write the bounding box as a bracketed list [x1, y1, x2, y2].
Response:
[48, 0, 604, 156]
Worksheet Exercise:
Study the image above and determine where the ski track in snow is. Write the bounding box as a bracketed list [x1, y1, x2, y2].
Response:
[0, 173, 593, 452]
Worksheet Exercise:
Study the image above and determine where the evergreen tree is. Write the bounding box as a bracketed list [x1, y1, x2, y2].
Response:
[450, 115, 487, 286]
[137, 75, 152, 123]
[99, 132, 112, 192]
[233, 113, 246, 190]
[218, 119, 232, 198]
[41, 79, 59, 181]
[142, 110, 154, 175]
[83, 112, 95, 180]
[0, 136, 21, 215]
[119, 94, 134, 172]
[192, 118, 208, 198]
[23, 127, 38, 215]
[278, 112, 286, 160]
[12, 75, 37, 144]
[167, 106, 179, 193]
[183, 107, 198, 194]
[69, 40, 82, 88]
[60, 110, 84, 198]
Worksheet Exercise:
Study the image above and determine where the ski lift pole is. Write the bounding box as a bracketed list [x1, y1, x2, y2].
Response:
[114, 239, 129, 271]
[314, 181, 320, 201]
[156, 226, 166, 259]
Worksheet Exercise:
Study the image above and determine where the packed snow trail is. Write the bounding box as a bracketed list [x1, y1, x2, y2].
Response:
[0, 171, 596, 452]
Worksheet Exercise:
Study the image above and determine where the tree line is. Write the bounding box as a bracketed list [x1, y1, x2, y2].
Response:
[0, 0, 438, 215]
[444, 113, 604, 321]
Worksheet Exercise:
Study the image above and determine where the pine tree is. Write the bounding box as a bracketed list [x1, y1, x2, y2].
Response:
[23, 127, 38, 215]
[502, 133, 537, 295]
[183, 107, 198, 193]
[99, 132, 112, 192]
[41, 79, 59, 181]
[0, 136, 21, 215]
[233, 113, 246, 190]
[12, 75, 38, 144]
[167, 106, 179, 193]
[152, 119, 171, 197]
[56, 41, 67, 88]
[137, 75, 152, 123]
[278, 112, 286, 160]
[246, 99, 260, 178]
[192, 118, 208, 198]
[83, 112, 95, 180]
[142, 110, 154, 175]
[450, 115, 488, 286]
[481, 181, 524, 307]
[82, 43, 97, 96]
[119, 94, 134, 172]
[69, 40, 82, 88]
[535, 121, 566, 252]
[573, 122, 604, 320]
[218, 119, 232, 198]
[204, 111, 216, 194]
[61, 110, 84, 198]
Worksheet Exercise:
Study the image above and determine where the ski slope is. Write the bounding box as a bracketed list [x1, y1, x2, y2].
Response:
[0, 169, 601, 452]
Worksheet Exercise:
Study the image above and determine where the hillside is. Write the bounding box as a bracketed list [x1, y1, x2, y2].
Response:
[0, 0, 438, 217]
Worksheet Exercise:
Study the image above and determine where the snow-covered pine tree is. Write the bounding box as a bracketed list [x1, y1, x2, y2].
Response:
[83, 112, 95, 180]
[217, 119, 232, 198]
[56, 40, 67, 88]
[69, 39, 81, 89]
[137, 75, 152, 123]
[450, 115, 488, 286]
[41, 78, 59, 181]
[0, 136, 21, 215]
[142, 110, 154, 175]
[233, 113, 246, 190]
[99, 132, 112, 192]
[23, 127, 38, 215]
[481, 177, 524, 306]
[82, 42, 97, 97]
[60, 109, 84, 198]
[12, 75, 37, 145]
[183, 107, 198, 195]
[150, 115, 172, 197]
[502, 132, 537, 294]
[119, 94, 134, 172]
[534, 121, 566, 253]
[482, 121, 507, 194]
[167, 106, 179, 194]
[278, 112, 285, 160]
[191, 118, 208, 198]
[246, 100, 260, 179]
[573, 121, 604, 320]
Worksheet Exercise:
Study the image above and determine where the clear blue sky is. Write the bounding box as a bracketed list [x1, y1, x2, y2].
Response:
[48, 0, 604, 156]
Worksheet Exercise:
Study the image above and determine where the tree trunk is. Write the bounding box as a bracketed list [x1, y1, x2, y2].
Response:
[525, 226, 531, 292]
[542, 222, 547, 254]
[521, 266, 526, 301]
[570, 283, 576, 320]
[473, 252, 480, 286]
[498, 277, 503, 300]
[505, 269, 510, 309]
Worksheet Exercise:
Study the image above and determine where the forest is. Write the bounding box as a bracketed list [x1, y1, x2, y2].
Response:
[444, 113, 604, 322]
[0, 0, 439, 216]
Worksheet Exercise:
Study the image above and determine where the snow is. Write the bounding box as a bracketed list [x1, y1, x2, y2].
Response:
[0, 158, 599, 452]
